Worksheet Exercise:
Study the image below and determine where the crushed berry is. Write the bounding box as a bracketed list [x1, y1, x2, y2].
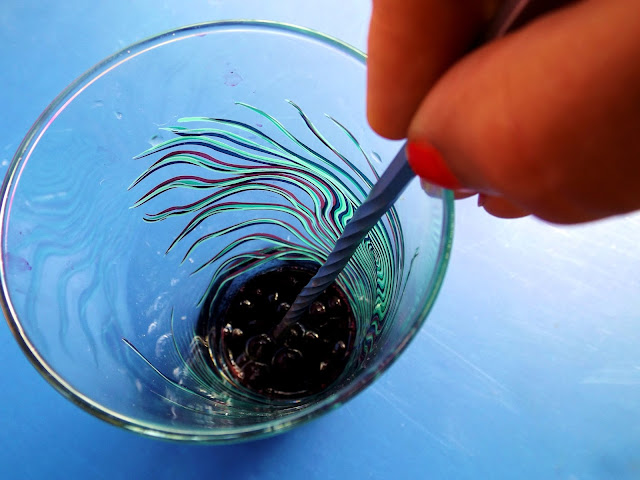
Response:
[202, 264, 356, 398]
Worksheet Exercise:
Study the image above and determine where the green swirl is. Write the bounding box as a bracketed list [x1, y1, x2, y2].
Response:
[126, 100, 407, 403]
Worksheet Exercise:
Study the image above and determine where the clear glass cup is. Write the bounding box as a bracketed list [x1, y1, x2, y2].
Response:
[0, 21, 454, 443]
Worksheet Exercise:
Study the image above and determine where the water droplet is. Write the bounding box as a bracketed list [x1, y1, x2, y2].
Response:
[155, 333, 172, 358]
[3, 253, 32, 273]
[149, 134, 163, 147]
[224, 70, 243, 87]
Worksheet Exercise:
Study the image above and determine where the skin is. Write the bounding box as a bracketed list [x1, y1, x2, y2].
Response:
[367, 0, 640, 224]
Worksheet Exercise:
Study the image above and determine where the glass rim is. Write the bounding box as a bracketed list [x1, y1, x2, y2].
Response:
[0, 19, 455, 443]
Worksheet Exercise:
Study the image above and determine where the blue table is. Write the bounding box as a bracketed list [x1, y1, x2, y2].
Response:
[2, 2, 639, 479]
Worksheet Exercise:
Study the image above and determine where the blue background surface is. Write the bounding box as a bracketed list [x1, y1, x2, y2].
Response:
[1, 2, 639, 479]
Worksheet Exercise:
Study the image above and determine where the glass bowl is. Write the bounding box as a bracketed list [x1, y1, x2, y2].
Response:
[0, 21, 453, 443]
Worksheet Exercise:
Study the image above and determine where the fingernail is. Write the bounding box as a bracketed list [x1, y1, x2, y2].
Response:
[419, 178, 445, 199]
[406, 141, 462, 191]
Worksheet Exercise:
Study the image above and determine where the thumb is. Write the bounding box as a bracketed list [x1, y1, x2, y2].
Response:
[366, 0, 495, 140]
[407, 0, 640, 224]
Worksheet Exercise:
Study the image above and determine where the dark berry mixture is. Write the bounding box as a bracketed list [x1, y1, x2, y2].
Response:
[206, 264, 356, 399]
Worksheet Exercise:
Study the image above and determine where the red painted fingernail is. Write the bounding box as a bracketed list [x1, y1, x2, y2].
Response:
[406, 141, 462, 191]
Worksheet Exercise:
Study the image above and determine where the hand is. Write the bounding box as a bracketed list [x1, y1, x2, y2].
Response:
[367, 0, 640, 224]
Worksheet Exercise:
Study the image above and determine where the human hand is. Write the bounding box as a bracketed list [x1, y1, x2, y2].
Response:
[367, 0, 640, 224]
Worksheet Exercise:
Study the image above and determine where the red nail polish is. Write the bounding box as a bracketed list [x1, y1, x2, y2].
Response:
[406, 141, 462, 191]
